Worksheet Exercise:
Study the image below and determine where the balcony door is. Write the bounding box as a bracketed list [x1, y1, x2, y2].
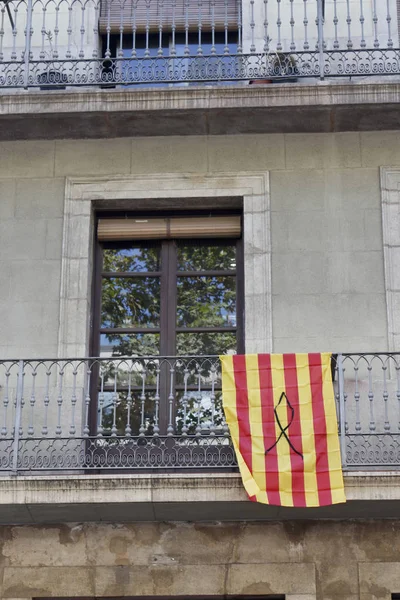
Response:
[90, 213, 244, 442]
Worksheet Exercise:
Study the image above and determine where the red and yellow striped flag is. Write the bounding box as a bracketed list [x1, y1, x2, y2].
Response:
[220, 353, 346, 507]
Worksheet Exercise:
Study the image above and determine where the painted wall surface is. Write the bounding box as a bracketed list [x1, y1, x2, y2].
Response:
[0, 520, 398, 600]
[0, 131, 392, 359]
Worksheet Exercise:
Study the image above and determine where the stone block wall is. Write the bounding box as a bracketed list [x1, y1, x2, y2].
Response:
[0, 131, 394, 359]
[0, 520, 398, 600]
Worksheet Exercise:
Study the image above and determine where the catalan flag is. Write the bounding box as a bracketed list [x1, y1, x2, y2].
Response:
[220, 353, 346, 507]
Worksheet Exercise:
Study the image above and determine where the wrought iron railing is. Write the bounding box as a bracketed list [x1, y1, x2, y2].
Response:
[0, 353, 400, 474]
[0, 0, 400, 88]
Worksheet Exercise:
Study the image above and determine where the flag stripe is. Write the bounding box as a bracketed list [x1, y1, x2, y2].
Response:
[321, 353, 346, 505]
[283, 353, 307, 507]
[258, 353, 281, 506]
[308, 352, 332, 506]
[246, 354, 268, 504]
[271, 353, 293, 507]
[232, 354, 255, 500]
[296, 353, 319, 507]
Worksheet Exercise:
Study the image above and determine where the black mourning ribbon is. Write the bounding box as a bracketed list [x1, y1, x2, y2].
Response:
[264, 392, 303, 459]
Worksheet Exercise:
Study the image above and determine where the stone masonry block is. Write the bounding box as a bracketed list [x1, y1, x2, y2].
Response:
[131, 136, 208, 173]
[270, 169, 325, 212]
[359, 562, 400, 598]
[2, 566, 94, 597]
[226, 562, 316, 595]
[0, 220, 47, 260]
[0, 142, 55, 178]
[324, 169, 380, 210]
[15, 179, 65, 219]
[9, 260, 61, 304]
[207, 134, 285, 171]
[285, 132, 362, 169]
[361, 131, 400, 167]
[0, 180, 16, 220]
[55, 138, 131, 176]
[2, 525, 87, 567]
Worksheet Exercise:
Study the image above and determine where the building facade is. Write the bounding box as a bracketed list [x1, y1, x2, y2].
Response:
[1, 0, 400, 599]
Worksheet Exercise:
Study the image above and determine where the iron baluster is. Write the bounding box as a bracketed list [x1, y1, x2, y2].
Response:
[368, 363, 376, 432]
[125, 368, 132, 437]
[303, 0, 309, 50]
[158, 0, 163, 56]
[144, 0, 150, 57]
[2, 369, 10, 437]
[316, 0, 324, 79]
[195, 363, 202, 437]
[263, 0, 268, 53]
[209, 363, 216, 436]
[276, 0, 282, 51]
[372, 0, 379, 48]
[354, 365, 361, 432]
[181, 366, 189, 436]
[386, 0, 393, 48]
[359, 0, 365, 48]
[167, 363, 175, 436]
[290, 0, 295, 51]
[139, 368, 146, 437]
[23, 0, 32, 87]
[11, 360, 24, 475]
[224, 0, 228, 54]
[383, 363, 390, 432]
[236, 0, 242, 53]
[56, 365, 64, 436]
[250, 0, 255, 53]
[346, 0, 353, 49]
[97, 367, 105, 436]
[27, 369, 36, 437]
[153, 363, 160, 436]
[333, 0, 338, 49]
[66, 3, 73, 58]
[83, 365, 91, 438]
[211, 0, 216, 54]
[42, 368, 51, 436]
[337, 354, 346, 468]
[69, 366, 78, 436]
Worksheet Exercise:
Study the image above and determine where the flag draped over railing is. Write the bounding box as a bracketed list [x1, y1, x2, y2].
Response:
[220, 353, 346, 507]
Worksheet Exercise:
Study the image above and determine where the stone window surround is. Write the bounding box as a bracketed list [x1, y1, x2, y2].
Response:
[380, 167, 400, 352]
[59, 172, 272, 358]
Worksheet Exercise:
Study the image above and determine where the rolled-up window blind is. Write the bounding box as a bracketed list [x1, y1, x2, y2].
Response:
[99, 0, 239, 34]
[97, 216, 241, 241]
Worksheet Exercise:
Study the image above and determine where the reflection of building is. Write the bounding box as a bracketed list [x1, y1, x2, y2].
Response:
[2, 0, 400, 598]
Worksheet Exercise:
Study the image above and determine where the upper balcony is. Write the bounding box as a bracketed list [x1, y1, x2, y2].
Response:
[2, 0, 400, 139]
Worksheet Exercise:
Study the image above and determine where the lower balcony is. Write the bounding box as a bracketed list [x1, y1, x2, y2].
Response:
[1, 353, 400, 474]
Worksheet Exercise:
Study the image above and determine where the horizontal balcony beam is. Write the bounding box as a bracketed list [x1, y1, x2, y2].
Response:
[2, 80, 400, 140]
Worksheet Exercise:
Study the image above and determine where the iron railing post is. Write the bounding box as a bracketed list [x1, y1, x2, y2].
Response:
[23, 0, 33, 89]
[11, 360, 24, 475]
[337, 353, 346, 469]
[316, 0, 325, 80]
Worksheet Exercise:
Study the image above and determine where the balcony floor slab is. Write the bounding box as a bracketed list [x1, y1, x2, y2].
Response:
[0, 471, 398, 523]
[1, 80, 400, 139]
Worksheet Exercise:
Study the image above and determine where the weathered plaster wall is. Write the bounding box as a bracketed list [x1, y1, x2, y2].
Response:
[0, 520, 397, 600]
[0, 131, 393, 358]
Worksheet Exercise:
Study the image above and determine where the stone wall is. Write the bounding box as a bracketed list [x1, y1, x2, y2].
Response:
[0, 131, 394, 359]
[0, 520, 398, 600]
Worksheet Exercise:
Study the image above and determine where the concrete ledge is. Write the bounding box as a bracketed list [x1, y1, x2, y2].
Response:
[2, 81, 400, 139]
[0, 471, 398, 523]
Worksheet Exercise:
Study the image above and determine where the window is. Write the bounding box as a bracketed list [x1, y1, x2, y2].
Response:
[90, 212, 243, 439]
[93, 213, 244, 358]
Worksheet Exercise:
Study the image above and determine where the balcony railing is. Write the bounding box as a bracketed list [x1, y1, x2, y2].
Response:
[0, 0, 400, 89]
[0, 353, 399, 474]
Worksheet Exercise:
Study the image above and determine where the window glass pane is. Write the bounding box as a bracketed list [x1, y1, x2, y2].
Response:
[100, 333, 160, 357]
[101, 277, 160, 328]
[98, 390, 156, 436]
[176, 331, 237, 355]
[177, 276, 236, 328]
[177, 244, 236, 271]
[175, 390, 225, 435]
[103, 247, 161, 272]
